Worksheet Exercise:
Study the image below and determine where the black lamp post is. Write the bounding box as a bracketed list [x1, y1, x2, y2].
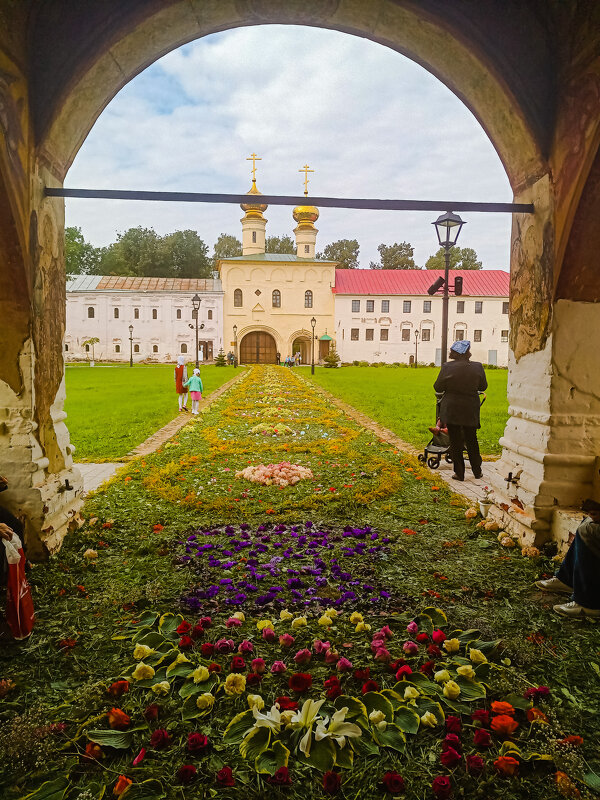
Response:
[192, 293, 201, 368]
[414, 329, 420, 368]
[310, 316, 316, 375]
[233, 324, 238, 368]
[128, 324, 133, 367]
[432, 211, 465, 364]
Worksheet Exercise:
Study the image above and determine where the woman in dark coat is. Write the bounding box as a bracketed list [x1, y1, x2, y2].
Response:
[433, 340, 487, 481]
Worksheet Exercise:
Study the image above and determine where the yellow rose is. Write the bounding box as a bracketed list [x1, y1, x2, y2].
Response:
[192, 666, 210, 684]
[196, 693, 215, 711]
[404, 686, 420, 701]
[349, 612, 363, 624]
[442, 680, 461, 700]
[434, 669, 451, 684]
[291, 616, 307, 629]
[132, 662, 155, 681]
[318, 615, 333, 627]
[257, 619, 274, 631]
[279, 609, 293, 621]
[280, 710, 295, 726]
[247, 694, 265, 711]
[232, 611, 245, 622]
[174, 653, 191, 664]
[456, 664, 476, 680]
[369, 710, 386, 725]
[133, 644, 154, 661]
[224, 673, 247, 696]
[355, 622, 372, 633]
[420, 711, 437, 728]
[84, 549, 98, 560]
[443, 638, 460, 654]
[151, 681, 170, 696]
[324, 607, 338, 619]
[469, 648, 487, 665]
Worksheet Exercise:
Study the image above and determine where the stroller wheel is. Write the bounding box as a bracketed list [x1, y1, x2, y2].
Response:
[427, 457, 440, 469]
[417, 454, 426, 463]
[445, 454, 453, 464]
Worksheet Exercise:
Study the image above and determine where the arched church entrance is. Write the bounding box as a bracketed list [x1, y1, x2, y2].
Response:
[240, 331, 277, 364]
[292, 337, 311, 365]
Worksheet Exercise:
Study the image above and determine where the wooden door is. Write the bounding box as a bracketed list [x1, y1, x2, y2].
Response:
[240, 332, 277, 364]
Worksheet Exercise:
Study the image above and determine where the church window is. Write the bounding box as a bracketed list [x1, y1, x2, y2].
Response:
[456, 301, 465, 313]
[365, 329, 374, 341]
[501, 330, 509, 342]
[474, 329, 482, 342]
[352, 300, 360, 312]
[423, 300, 431, 313]
[350, 328, 359, 341]
[176, 309, 182, 319]
[475, 301, 483, 314]
[113, 308, 119, 319]
[234, 289, 243, 307]
[181, 343, 188, 353]
[272, 290, 281, 308]
[502, 301, 509, 314]
[380, 329, 389, 341]
[421, 329, 431, 342]
[152, 308, 158, 319]
[402, 328, 410, 341]
[252, 231, 257, 243]
[208, 310, 213, 320]
[115, 344, 121, 353]
[366, 300, 374, 313]
[304, 290, 313, 308]
[153, 345, 159, 353]
[381, 300, 390, 313]
[403, 300, 411, 313]
[456, 330, 465, 340]
[134, 344, 140, 353]
[304, 244, 310, 253]
[87, 307, 95, 318]
[134, 307, 140, 319]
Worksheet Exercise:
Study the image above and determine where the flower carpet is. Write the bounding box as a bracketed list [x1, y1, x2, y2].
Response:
[1, 367, 600, 800]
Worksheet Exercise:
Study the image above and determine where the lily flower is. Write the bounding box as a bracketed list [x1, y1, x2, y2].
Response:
[315, 707, 363, 750]
[290, 698, 326, 757]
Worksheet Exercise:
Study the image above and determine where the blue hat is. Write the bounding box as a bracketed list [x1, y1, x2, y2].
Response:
[450, 339, 471, 354]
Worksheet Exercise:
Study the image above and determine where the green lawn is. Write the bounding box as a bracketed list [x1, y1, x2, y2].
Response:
[303, 365, 508, 456]
[64, 364, 242, 461]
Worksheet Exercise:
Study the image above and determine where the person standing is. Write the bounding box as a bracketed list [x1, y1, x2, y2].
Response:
[276, 351, 281, 366]
[174, 356, 188, 412]
[183, 368, 204, 415]
[433, 340, 487, 481]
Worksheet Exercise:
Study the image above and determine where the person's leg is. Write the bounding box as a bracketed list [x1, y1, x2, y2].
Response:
[183, 392, 188, 411]
[178, 393, 183, 410]
[446, 424, 465, 480]
[463, 426, 483, 477]
[553, 532, 600, 616]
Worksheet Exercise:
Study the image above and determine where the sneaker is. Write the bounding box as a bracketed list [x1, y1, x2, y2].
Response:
[553, 601, 600, 619]
[535, 577, 572, 594]
[451, 473, 464, 482]
[472, 470, 483, 479]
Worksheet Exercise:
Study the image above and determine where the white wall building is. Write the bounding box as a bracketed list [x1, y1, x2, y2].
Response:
[334, 269, 510, 366]
[65, 275, 224, 363]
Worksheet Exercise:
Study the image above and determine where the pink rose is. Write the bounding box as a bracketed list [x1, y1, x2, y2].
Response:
[279, 634, 295, 648]
[403, 641, 419, 655]
[374, 647, 391, 663]
[432, 629, 447, 645]
[262, 628, 277, 643]
[251, 658, 266, 675]
[215, 638, 235, 654]
[294, 649, 312, 665]
[313, 640, 331, 655]
[406, 621, 419, 635]
[325, 649, 340, 664]
[271, 661, 287, 674]
[226, 617, 242, 628]
[379, 625, 393, 640]
[336, 657, 353, 673]
[238, 640, 254, 655]
[370, 636, 386, 653]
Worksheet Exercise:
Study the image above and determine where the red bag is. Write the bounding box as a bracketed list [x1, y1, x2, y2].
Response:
[3, 534, 35, 640]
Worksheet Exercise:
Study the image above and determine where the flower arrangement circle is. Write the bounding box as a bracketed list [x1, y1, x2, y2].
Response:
[250, 423, 294, 437]
[235, 462, 314, 487]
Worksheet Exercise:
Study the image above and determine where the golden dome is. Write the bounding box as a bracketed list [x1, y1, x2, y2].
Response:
[240, 180, 268, 216]
[293, 205, 319, 226]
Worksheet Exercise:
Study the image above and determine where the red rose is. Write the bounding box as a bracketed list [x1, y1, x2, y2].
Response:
[208, 662, 221, 673]
[230, 656, 246, 673]
[276, 696, 298, 711]
[177, 765, 197, 785]
[327, 684, 342, 700]
[440, 747, 462, 769]
[107, 708, 131, 730]
[362, 679, 380, 694]
[432, 775, 452, 799]
[420, 660, 435, 677]
[466, 755, 485, 775]
[381, 771, 405, 793]
[268, 766, 292, 786]
[445, 716, 462, 734]
[431, 629, 447, 645]
[246, 673, 263, 687]
[353, 667, 370, 681]
[179, 635, 194, 649]
[143, 704, 159, 722]
[216, 766, 235, 787]
[324, 676, 341, 690]
[200, 642, 215, 657]
[323, 771, 341, 795]
[389, 658, 407, 672]
[442, 734, 462, 753]
[187, 733, 209, 754]
[200, 616, 212, 628]
[108, 680, 130, 699]
[289, 673, 312, 693]
[427, 645, 442, 658]
[176, 621, 192, 635]
[191, 623, 204, 640]
[149, 729, 171, 750]
[473, 729, 492, 748]
[471, 709, 490, 727]
[395, 665, 412, 680]
[416, 633, 430, 643]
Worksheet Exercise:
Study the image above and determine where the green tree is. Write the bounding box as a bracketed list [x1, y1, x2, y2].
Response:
[64, 226, 101, 275]
[425, 246, 483, 270]
[98, 226, 164, 276]
[161, 230, 212, 278]
[213, 233, 242, 264]
[317, 239, 360, 269]
[265, 234, 295, 254]
[214, 348, 227, 367]
[323, 345, 341, 368]
[370, 241, 416, 270]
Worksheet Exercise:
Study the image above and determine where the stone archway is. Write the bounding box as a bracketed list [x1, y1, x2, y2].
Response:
[291, 336, 311, 365]
[240, 331, 277, 365]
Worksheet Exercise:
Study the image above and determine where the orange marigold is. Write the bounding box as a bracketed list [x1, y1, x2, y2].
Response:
[490, 714, 519, 736]
[107, 708, 131, 730]
[494, 756, 519, 776]
[491, 701, 515, 716]
[113, 775, 133, 796]
[527, 707, 549, 723]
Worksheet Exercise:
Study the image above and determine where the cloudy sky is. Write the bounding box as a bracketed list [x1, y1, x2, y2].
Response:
[65, 25, 512, 270]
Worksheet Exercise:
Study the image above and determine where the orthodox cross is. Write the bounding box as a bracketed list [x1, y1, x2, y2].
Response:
[299, 164, 314, 196]
[246, 153, 261, 181]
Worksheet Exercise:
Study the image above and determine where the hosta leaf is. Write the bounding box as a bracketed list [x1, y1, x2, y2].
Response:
[415, 697, 445, 724]
[502, 693, 532, 711]
[255, 740, 290, 775]
[19, 777, 69, 800]
[351, 732, 380, 757]
[165, 661, 194, 678]
[158, 613, 184, 637]
[362, 692, 394, 722]
[87, 729, 133, 750]
[374, 723, 406, 752]
[179, 674, 218, 698]
[393, 705, 420, 735]
[467, 639, 501, 655]
[129, 611, 159, 629]
[499, 741, 521, 756]
[181, 695, 214, 721]
[454, 676, 486, 701]
[240, 726, 271, 760]
[132, 631, 165, 648]
[301, 737, 336, 771]
[450, 628, 481, 643]
[421, 607, 447, 626]
[380, 689, 404, 710]
[223, 709, 255, 743]
[120, 779, 166, 799]
[396, 674, 440, 695]
[583, 770, 600, 792]
[332, 695, 369, 727]
[334, 743, 354, 769]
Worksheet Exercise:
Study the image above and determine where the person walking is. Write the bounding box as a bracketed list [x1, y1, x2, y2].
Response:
[183, 368, 204, 415]
[433, 340, 487, 481]
[174, 356, 188, 412]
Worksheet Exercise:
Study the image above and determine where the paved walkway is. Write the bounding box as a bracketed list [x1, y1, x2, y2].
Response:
[77, 462, 123, 493]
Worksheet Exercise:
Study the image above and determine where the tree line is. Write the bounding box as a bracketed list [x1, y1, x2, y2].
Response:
[65, 226, 484, 277]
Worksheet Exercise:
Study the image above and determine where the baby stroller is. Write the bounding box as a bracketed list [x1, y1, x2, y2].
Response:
[417, 391, 486, 470]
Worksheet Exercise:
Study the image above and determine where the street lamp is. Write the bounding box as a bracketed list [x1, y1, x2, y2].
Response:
[432, 211, 465, 364]
[232, 324, 238, 369]
[191, 293, 201, 368]
[128, 324, 133, 368]
[310, 316, 316, 375]
[414, 329, 420, 368]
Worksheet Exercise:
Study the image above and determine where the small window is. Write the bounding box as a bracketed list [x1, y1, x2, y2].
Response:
[502, 301, 509, 314]
[366, 300, 374, 313]
[501, 330, 509, 342]
[85, 344, 90, 352]
[475, 301, 483, 314]
[423, 300, 431, 313]
[208, 309, 213, 320]
[272, 289, 281, 308]
[401, 328, 410, 341]
[381, 300, 390, 313]
[455, 330, 465, 341]
[305, 290, 313, 308]
[365, 329, 374, 341]
[252, 231, 257, 243]
[134, 307, 140, 319]
[176, 309, 182, 319]
[87, 307, 95, 319]
[421, 329, 431, 342]
[152, 308, 158, 320]
[64, 344, 69, 352]
[134, 344, 140, 353]
[304, 244, 310, 253]
[181, 343, 188, 353]
[350, 328, 359, 341]
[152, 345, 158, 353]
[113, 308, 119, 319]
[380, 329, 389, 341]
[456, 301, 465, 313]
[234, 289, 243, 307]
[474, 329, 482, 342]
[115, 344, 121, 353]
[351, 300, 360, 313]
[403, 300, 411, 313]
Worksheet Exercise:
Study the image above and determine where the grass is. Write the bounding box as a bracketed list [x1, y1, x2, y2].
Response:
[64, 364, 243, 461]
[303, 366, 508, 456]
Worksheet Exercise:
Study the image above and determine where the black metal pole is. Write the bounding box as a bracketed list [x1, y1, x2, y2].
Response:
[234, 333, 238, 368]
[129, 335, 133, 367]
[195, 314, 199, 369]
[311, 333, 315, 375]
[415, 335, 418, 368]
[441, 246, 450, 365]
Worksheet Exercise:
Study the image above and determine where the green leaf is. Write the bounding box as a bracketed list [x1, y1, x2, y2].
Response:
[499, 741, 521, 756]
[362, 692, 394, 722]
[421, 607, 447, 626]
[255, 740, 290, 775]
[223, 709, 255, 743]
[334, 742, 354, 769]
[158, 613, 184, 637]
[240, 726, 271, 760]
[467, 638, 501, 655]
[302, 737, 336, 771]
[415, 697, 445, 724]
[132, 630, 165, 648]
[87, 729, 133, 750]
[396, 673, 441, 695]
[351, 732, 380, 757]
[503, 693, 531, 711]
[19, 777, 69, 800]
[380, 689, 404, 710]
[393, 705, 420, 735]
[454, 676, 486, 701]
[178, 674, 218, 698]
[332, 695, 369, 727]
[583, 770, 600, 792]
[165, 660, 194, 678]
[478, 539, 492, 548]
[120, 779, 166, 800]
[450, 628, 481, 643]
[130, 611, 159, 629]
[374, 723, 406, 752]
[590, 661, 600, 679]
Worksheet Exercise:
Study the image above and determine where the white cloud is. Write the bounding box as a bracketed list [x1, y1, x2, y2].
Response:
[66, 25, 512, 269]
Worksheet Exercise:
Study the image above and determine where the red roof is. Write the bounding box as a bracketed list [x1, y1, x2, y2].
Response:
[96, 277, 217, 291]
[333, 269, 509, 297]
